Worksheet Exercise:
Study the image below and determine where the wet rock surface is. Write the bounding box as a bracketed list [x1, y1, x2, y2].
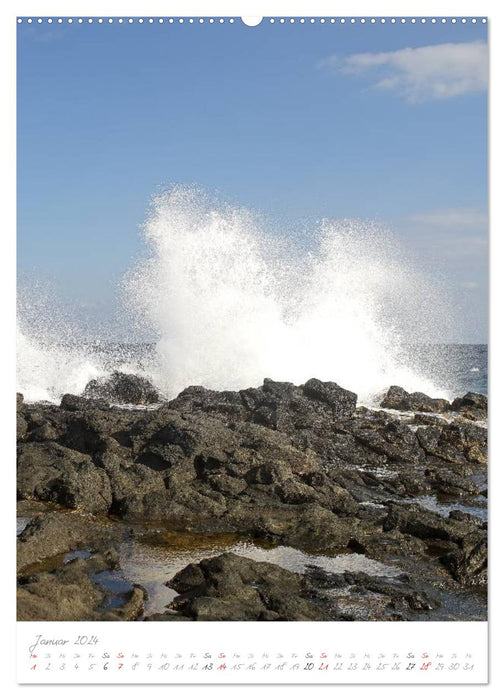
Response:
[17, 378, 487, 621]
[17, 510, 119, 571]
[16, 509, 144, 621]
[450, 392, 487, 421]
[380, 385, 451, 414]
[146, 552, 446, 622]
[160, 552, 332, 621]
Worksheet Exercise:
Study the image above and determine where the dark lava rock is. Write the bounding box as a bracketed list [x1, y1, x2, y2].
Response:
[380, 386, 450, 413]
[60, 394, 110, 412]
[305, 567, 441, 617]
[382, 502, 487, 586]
[348, 420, 425, 464]
[440, 534, 487, 587]
[17, 441, 113, 514]
[20, 402, 70, 443]
[411, 413, 450, 427]
[17, 414, 28, 441]
[17, 549, 145, 621]
[170, 377, 357, 429]
[347, 530, 429, 560]
[17, 394, 27, 440]
[17, 510, 119, 572]
[15, 376, 488, 584]
[155, 553, 442, 622]
[59, 406, 139, 456]
[168, 385, 246, 420]
[383, 503, 480, 544]
[244, 377, 357, 433]
[424, 465, 480, 498]
[18, 557, 105, 621]
[165, 552, 332, 621]
[376, 466, 432, 498]
[302, 378, 358, 418]
[82, 371, 160, 405]
[15, 373, 488, 622]
[450, 392, 487, 421]
[16, 510, 142, 621]
[416, 422, 487, 466]
[95, 451, 166, 518]
[449, 509, 486, 527]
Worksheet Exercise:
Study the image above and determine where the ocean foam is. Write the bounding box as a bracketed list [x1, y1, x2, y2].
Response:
[123, 186, 451, 402]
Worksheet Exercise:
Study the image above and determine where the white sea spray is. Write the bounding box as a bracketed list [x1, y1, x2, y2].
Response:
[18, 185, 454, 403]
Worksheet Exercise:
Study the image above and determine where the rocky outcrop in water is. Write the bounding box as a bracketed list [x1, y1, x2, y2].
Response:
[450, 392, 487, 421]
[16, 508, 144, 621]
[82, 371, 160, 405]
[380, 385, 451, 413]
[17, 510, 118, 571]
[161, 552, 332, 621]
[147, 551, 442, 622]
[16, 378, 488, 621]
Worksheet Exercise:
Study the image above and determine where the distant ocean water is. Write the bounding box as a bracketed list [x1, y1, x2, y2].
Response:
[399, 344, 488, 398]
[16, 337, 487, 405]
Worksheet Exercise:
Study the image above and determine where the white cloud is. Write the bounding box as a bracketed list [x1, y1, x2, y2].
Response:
[321, 41, 488, 102]
[409, 208, 488, 229]
[400, 208, 488, 264]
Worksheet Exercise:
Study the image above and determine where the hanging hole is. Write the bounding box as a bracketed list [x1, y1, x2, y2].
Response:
[241, 17, 263, 27]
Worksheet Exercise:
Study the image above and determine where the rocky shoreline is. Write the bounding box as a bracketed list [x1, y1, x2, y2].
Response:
[17, 373, 487, 622]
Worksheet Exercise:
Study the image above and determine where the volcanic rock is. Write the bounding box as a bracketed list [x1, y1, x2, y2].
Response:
[83, 371, 160, 405]
[380, 385, 450, 413]
[165, 552, 332, 621]
[17, 550, 144, 621]
[416, 422, 487, 466]
[450, 392, 487, 421]
[17, 510, 119, 571]
[17, 441, 112, 514]
[15, 375, 488, 622]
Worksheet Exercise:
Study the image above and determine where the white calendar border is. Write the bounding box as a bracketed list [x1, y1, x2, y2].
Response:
[17, 620, 488, 684]
[3, 0, 502, 696]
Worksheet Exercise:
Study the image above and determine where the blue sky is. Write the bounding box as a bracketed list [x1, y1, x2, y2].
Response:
[17, 18, 488, 341]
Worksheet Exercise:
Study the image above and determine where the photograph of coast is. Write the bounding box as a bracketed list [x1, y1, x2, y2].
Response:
[17, 17, 488, 622]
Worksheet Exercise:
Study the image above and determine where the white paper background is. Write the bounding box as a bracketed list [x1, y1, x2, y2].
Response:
[17, 621, 488, 684]
[2, 1, 501, 698]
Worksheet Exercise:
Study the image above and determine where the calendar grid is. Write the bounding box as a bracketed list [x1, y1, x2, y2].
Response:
[17, 621, 488, 684]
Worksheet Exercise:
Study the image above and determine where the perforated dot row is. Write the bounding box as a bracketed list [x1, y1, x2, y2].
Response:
[270, 17, 485, 24]
[18, 17, 235, 24]
[17, 17, 488, 25]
